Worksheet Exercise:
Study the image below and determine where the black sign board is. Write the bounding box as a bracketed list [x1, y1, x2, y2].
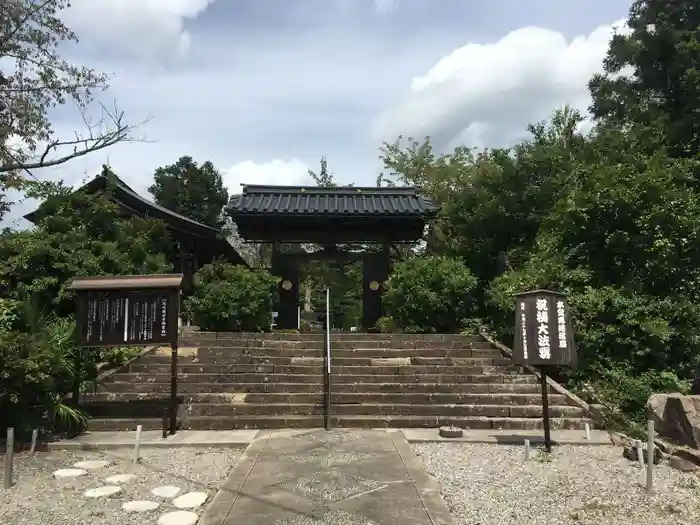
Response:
[78, 290, 178, 347]
[512, 289, 577, 367]
[70, 275, 182, 347]
[69, 274, 184, 436]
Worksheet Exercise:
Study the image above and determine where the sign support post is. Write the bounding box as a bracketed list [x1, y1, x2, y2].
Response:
[170, 341, 178, 435]
[539, 367, 552, 452]
[69, 274, 183, 436]
[512, 290, 577, 452]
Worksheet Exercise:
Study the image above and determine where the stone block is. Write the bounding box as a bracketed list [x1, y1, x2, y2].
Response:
[647, 393, 700, 449]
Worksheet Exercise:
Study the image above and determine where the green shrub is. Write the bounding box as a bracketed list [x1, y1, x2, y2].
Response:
[0, 301, 88, 438]
[383, 256, 479, 333]
[102, 346, 142, 369]
[186, 261, 279, 332]
[485, 261, 700, 434]
[375, 316, 395, 333]
[0, 297, 20, 332]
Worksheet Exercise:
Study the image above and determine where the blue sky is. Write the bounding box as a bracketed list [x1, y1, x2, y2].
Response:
[5, 0, 632, 227]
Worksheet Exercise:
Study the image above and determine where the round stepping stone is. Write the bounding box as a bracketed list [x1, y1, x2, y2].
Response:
[152, 485, 181, 498]
[439, 426, 463, 438]
[74, 460, 110, 470]
[106, 474, 136, 484]
[158, 510, 199, 525]
[173, 491, 208, 509]
[122, 500, 160, 513]
[84, 485, 122, 499]
[53, 468, 88, 479]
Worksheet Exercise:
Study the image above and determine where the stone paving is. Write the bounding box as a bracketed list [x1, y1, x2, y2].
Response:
[50, 458, 208, 524]
[199, 429, 455, 525]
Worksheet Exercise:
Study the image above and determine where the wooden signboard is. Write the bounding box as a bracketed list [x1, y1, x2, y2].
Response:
[512, 290, 577, 367]
[69, 274, 183, 435]
[70, 275, 182, 348]
[512, 289, 577, 452]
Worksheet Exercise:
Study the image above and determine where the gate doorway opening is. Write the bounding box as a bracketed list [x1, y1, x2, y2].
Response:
[299, 257, 362, 332]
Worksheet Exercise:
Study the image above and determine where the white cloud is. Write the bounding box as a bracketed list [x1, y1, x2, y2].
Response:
[61, 0, 217, 60]
[373, 19, 629, 149]
[374, 0, 401, 14]
[224, 159, 312, 192]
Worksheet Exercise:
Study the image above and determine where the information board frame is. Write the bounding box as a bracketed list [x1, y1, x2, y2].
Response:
[512, 289, 578, 452]
[69, 274, 183, 435]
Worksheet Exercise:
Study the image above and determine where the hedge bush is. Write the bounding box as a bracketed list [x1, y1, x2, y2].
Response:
[186, 261, 279, 332]
[383, 256, 479, 333]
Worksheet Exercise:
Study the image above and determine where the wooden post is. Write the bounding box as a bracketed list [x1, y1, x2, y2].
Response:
[134, 425, 143, 464]
[30, 429, 38, 455]
[646, 421, 654, 493]
[4, 428, 14, 489]
[539, 368, 552, 453]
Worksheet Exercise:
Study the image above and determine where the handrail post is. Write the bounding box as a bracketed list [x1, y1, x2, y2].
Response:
[324, 288, 332, 430]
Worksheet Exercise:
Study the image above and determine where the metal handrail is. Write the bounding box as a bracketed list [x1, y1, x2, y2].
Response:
[324, 288, 332, 430]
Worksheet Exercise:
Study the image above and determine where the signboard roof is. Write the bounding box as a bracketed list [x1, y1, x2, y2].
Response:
[69, 274, 183, 291]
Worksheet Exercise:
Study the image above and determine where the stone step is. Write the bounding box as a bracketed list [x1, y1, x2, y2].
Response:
[181, 339, 493, 350]
[106, 372, 536, 385]
[82, 391, 567, 405]
[188, 403, 584, 418]
[128, 356, 513, 373]
[81, 402, 582, 419]
[183, 332, 483, 343]
[185, 348, 504, 359]
[126, 364, 521, 376]
[98, 381, 548, 394]
[86, 414, 590, 431]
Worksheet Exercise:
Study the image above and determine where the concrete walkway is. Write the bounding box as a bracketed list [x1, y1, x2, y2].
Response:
[199, 429, 455, 525]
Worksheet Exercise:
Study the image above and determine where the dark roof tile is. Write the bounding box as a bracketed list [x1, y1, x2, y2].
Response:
[229, 185, 439, 217]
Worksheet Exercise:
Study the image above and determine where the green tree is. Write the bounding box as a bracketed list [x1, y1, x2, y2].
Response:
[589, 0, 700, 157]
[0, 0, 140, 175]
[0, 179, 172, 316]
[308, 156, 336, 187]
[148, 156, 229, 228]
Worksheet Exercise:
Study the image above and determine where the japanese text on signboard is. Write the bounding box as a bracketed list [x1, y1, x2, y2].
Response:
[81, 291, 174, 346]
[513, 291, 577, 367]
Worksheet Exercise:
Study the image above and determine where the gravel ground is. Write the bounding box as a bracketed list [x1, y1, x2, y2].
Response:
[413, 443, 700, 525]
[0, 447, 241, 525]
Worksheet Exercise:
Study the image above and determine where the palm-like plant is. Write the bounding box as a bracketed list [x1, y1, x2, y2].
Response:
[0, 296, 87, 438]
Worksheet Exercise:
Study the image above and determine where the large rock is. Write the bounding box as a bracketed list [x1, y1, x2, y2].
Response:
[647, 393, 700, 449]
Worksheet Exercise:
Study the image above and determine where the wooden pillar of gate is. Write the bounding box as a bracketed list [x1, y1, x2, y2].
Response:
[362, 245, 391, 331]
[271, 245, 299, 329]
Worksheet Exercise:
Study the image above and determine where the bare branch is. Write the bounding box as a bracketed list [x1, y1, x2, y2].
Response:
[1, 102, 153, 173]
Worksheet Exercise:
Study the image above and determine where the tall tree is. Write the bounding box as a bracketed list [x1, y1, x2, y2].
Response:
[0, 0, 141, 175]
[308, 157, 335, 187]
[148, 156, 229, 229]
[589, 0, 700, 157]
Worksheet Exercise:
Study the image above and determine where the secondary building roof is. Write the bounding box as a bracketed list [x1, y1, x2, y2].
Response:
[25, 173, 247, 265]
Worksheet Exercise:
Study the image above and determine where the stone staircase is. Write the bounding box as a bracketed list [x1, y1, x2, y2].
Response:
[81, 332, 590, 431]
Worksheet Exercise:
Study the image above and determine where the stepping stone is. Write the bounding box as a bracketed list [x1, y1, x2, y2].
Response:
[74, 460, 110, 470]
[84, 485, 122, 499]
[106, 474, 136, 484]
[53, 468, 88, 479]
[173, 492, 208, 509]
[152, 485, 181, 498]
[122, 500, 160, 513]
[158, 510, 199, 525]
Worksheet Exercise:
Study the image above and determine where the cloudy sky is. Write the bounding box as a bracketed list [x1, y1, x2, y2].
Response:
[5, 0, 631, 227]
